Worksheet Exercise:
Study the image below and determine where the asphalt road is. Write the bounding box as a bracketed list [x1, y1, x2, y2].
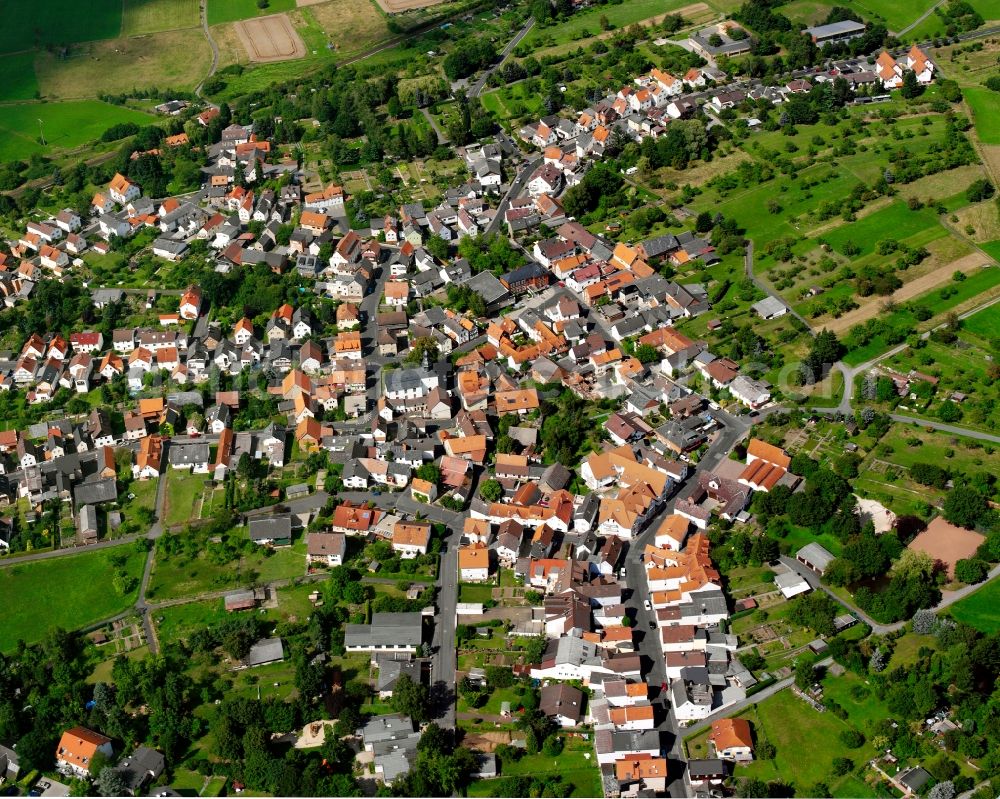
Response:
[467, 19, 535, 99]
[618, 409, 752, 795]
[485, 155, 542, 236]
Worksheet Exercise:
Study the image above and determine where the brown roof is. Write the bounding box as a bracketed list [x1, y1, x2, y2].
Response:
[393, 520, 431, 548]
[307, 532, 345, 557]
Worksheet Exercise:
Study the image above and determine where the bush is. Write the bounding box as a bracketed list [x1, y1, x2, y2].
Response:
[954, 557, 988, 584]
[839, 729, 865, 749]
[966, 178, 995, 202]
[831, 757, 853, 776]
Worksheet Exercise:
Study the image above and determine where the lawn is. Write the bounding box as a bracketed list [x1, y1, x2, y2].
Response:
[207, 0, 297, 26]
[164, 469, 210, 528]
[35, 28, 212, 100]
[0, 0, 121, 56]
[480, 82, 545, 122]
[123, 0, 201, 35]
[0, 100, 156, 161]
[0, 544, 147, 652]
[146, 535, 306, 601]
[822, 202, 945, 259]
[694, 686, 882, 797]
[724, 564, 777, 597]
[965, 88, 1000, 146]
[962, 300, 1000, 339]
[839, 0, 937, 30]
[0, 52, 39, 102]
[468, 736, 602, 797]
[459, 582, 495, 603]
[948, 576, 1000, 632]
[887, 632, 938, 669]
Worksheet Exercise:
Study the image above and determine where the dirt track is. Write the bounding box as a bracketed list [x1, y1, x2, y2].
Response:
[235, 13, 306, 62]
[823, 251, 993, 333]
[374, 0, 447, 11]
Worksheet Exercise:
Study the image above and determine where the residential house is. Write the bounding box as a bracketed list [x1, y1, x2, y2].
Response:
[55, 727, 114, 779]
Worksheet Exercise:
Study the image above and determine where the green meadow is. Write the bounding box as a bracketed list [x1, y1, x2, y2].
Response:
[965, 88, 1000, 145]
[0, 545, 146, 652]
[0, 100, 155, 161]
[206, 0, 297, 26]
[0, 51, 39, 102]
[0, 0, 122, 55]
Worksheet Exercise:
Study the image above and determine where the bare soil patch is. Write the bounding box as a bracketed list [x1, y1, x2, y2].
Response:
[824, 251, 992, 334]
[235, 13, 305, 62]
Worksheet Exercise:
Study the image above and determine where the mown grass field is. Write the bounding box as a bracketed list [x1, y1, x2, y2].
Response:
[123, 0, 201, 35]
[686, 683, 881, 797]
[164, 469, 210, 528]
[839, 0, 936, 30]
[962, 302, 1000, 338]
[0, 545, 146, 652]
[949, 577, 1000, 632]
[0, 0, 121, 56]
[0, 100, 155, 161]
[965, 87, 1000, 145]
[480, 82, 545, 121]
[0, 52, 39, 102]
[36, 28, 212, 99]
[207, 0, 297, 26]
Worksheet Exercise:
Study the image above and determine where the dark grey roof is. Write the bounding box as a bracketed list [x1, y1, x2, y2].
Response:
[167, 441, 209, 466]
[463, 271, 511, 305]
[803, 19, 866, 38]
[639, 234, 679, 258]
[111, 747, 165, 792]
[502, 261, 548, 286]
[73, 476, 118, 506]
[376, 659, 423, 692]
[899, 768, 932, 792]
[248, 514, 292, 542]
[687, 759, 727, 778]
[345, 612, 423, 649]
[245, 637, 284, 666]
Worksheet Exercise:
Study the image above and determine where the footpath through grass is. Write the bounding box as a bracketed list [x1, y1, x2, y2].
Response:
[0, 544, 146, 652]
